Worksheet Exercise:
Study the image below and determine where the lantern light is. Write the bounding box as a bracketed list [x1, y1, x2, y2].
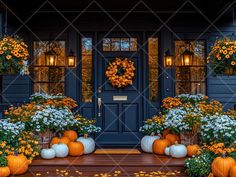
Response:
[164, 49, 173, 68]
[181, 42, 194, 66]
[45, 50, 57, 66]
[67, 50, 76, 68]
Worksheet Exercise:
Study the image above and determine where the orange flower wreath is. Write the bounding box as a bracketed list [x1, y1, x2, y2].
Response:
[105, 57, 135, 88]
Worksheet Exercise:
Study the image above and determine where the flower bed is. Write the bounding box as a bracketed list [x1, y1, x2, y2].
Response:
[0, 93, 101, 176]
[140, 94, 236, 176]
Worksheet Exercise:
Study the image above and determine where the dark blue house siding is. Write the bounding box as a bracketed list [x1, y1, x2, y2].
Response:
[1, 75, 30, 104]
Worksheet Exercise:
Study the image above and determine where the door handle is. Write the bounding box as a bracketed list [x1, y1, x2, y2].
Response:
[98, 97, 102, 117]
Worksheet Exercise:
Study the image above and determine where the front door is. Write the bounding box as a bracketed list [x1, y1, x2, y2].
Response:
[95, 33, 143, 147]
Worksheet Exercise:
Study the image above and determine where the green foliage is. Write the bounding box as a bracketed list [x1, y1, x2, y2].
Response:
[185, 152, 215, 177]
[0, 156, 8, 167]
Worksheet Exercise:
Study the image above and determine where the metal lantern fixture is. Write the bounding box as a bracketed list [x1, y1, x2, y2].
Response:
[45, 45, 58, 66]
[164, 49, 173, 67]
[67, 50, 76, 68]
[181, 42, 194, 66]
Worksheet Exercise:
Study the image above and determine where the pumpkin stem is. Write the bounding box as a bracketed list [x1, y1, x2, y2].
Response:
[222, 152, 226, 158]
[157, 133, 162, 139]
[174, 141, 179, 145]
[13, 150, 18, 156]
[150, 132, 155, 136]
[58, 132, 62, 138]
[84, 134, 88, 138]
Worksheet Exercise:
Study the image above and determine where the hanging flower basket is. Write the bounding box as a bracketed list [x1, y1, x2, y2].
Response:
[180, 131, 199, 146]
[0, 35, 30, 75]
[207, 38, 236, 75]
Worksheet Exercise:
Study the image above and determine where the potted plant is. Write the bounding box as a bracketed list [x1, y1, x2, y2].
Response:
[29, 106, 77, 149]
[139, 115, 164, 153]
[207, 38, 236, 75]
[0, 35, 29, 75]
[74, 115, 101, 154]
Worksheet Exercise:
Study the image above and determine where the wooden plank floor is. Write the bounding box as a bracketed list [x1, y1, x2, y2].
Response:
[17, 154, 187, 177]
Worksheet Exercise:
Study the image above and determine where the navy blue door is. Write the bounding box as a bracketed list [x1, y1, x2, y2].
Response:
[95, 33, 143, 147]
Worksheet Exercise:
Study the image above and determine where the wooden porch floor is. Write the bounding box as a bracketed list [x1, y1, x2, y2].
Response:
[19, 153, 187, 177]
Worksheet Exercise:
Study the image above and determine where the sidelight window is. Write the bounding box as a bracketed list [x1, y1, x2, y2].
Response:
[81, 38, 93, 102]
[148, 38, 159, 102]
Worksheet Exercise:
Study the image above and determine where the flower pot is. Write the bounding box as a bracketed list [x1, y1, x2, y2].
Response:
[180, 132, 198, 146]
[76, 134, 95, 154]
[224, 67, 235, 75]
[37, 130, 55, 149]
[141, 134, 160, 153]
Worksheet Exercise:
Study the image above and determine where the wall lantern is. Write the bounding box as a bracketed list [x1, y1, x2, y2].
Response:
[164, 49, 173, 68]
[45, 50, 58, 66]
[67, 50, 76, 68]
[181, 41, 194, 66]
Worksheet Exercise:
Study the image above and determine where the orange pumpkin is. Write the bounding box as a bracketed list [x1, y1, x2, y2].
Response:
[68, 142, 84, 156]
[165, 134, 180, 145]
[50, 136, 70, 146]
[0, 166, 10, 177]
[230, 165, 236, 177]
[7, 154, 29, 175]
[63, 130, 78, 142]
[212, 155, 235, 177]
[187, 144, 200, 157]
[153, 139, 171, 155]
[162, 129, 170, 138]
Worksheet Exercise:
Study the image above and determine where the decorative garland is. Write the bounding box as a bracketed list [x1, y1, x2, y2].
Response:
[105, 57, 135, 88]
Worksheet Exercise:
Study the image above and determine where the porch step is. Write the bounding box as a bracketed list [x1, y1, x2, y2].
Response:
[20, 154, 188, 177]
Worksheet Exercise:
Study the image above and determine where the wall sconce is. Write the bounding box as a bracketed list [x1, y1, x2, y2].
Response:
[181, 42, 194, 66]
[45, 50, 58, 66]
[164, 49, 173, 68]
[67, 50, 76, 68]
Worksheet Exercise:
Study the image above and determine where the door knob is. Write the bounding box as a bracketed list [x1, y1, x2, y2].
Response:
[98, 97, 102, 117]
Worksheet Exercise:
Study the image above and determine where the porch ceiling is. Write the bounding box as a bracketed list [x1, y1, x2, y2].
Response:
[0, 0, 235, 31]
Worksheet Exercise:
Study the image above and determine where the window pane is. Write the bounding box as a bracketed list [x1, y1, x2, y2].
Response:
[81, 38, 93, 102]
[33, 41, 65, 94]
[175, 40, 206, 95]
[130, 38, 137, 51]
[121, 38, 129, 51]
[148, 38, 158, 102]
[103, 38, 111, 51]
[111, 38, 120, 51]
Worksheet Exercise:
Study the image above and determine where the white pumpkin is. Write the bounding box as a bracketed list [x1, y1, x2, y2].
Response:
[169, 142, 187, 158]
[76, 135, 95, 154]
[51, 143, 69, 158]
[141, 135, 160, 153]
[164, 146, 171, 156]
[40, 148, 56, 159]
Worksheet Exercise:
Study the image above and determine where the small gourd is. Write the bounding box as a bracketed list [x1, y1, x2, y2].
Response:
[187, 144, 200, 157]
[68, 142, 84, 156]
[51, 143, 69, 158]
[169, 142, 187, 158]
[165, 134, 180, 145]
[50, 133, 70, 146]
[63, 130, 78, 142]
[40, 148, 56, 159]
[76, 134, 95, 154]
[0, 166, 10, 177]
[153, 136, 171, 155]
[140, 132, 160, 153]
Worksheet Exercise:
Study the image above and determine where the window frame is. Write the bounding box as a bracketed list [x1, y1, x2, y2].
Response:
[32, 40, 66, 95]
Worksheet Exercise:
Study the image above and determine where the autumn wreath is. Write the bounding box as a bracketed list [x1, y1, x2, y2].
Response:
[105, 57, 135, 88]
